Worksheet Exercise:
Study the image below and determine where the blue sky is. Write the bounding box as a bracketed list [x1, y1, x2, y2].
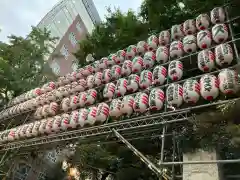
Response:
[0, 0, 142, 42]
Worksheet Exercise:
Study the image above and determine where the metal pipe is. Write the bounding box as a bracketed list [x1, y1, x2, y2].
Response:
[171, 133, 176, 180]
[161, 159, 240, 165]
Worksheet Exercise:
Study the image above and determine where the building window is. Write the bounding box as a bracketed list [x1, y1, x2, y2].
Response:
[69, 32, 78, 47]
[13, 163, 31, 180]
[60, 44, 69, 60]
[50, 61, 60, 75]
[76, 22, 82, 33]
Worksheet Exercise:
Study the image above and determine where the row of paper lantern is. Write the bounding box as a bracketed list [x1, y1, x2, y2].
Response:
[1, 68, 238, 143]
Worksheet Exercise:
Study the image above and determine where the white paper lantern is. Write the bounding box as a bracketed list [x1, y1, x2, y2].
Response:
[198, 50, 215, 72]
[52, 115, 62, 132]
[78, 92, 87, 107]
[32, 121, 41, 136]
[147, 35, 158, 51]
[55, 87, 64, 99]
[61, 97, 70, 112]
[99, 57, 108, 70]
[126, 45, 137, 59]
[15, 127, 23, 139]
[156, 46, 169, 64]
[86, 107, 97, 125]
[86, 75, 94, 89]
[94, 72, 103, 86]
[102, 69, 111, 84]
[143, 51, 156, 68]
[215, 43, 233, 66]
[153, 66, 167, 85]
[76, 79, 86, 92]
[78, 108, 88, 127]
[45, 118, 55, 134]
[183, 19, 196, 35]
[132, 56, 144, 73]
[133, 92, 149, 113]
[171, 24, 184, 40]
[70, 95, 79, 109]
[121, 95, 135, 115]
[149, 88, 165, 110]
[115, 78, 128, 97]
[103, 83, 116, 100]
[137, 41, 148, 54]
[166, 84, 183, 107]
[42, 82, 56, 93]
[108, 54, 117, 66]
[211, 7, 225, 24]
[170, 41, 184, 58]
[63, 84, 71, 97]
[139, 70, 153, 89]
[110, 99, 122, 117]
[61, 113, 71, 130]
[18, 124, 28, 138]
[116, 50, 126, 64]
[76, 68, 84, 79]
[49, 102, 58, 116]
[168, 60, 183, 81]
[200, 74, 219, 101]
[159, 30, 170, 46]
[183, 35, 197, 53]
[196, 14, 210, 30]
[212, 24, 228, 44]
[32, 88, 42, 97]
[92, 60, 100, 73]
[183, 79, 200, 103]
[39, 119, 47, 134]
[85, 89, 97, 105]
[42, 104, 50, 117]
[82, 65, 93, 76]
[218, 69, 238, 94]
[197, 30, 212, 49]
[8, 129, 16, 141]
[69, 110, 79, 128]
[47, 90, 57, 102]
[121, 60, 132, 76]
[69, 71, 77, 82]
[96, 103, 110, 123]
[34, 106, 43, 119]
[127, 74, 140, 92]
[111, 65, 121, 80]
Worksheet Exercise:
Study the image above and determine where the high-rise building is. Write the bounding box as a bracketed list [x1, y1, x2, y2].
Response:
[37, 0, 101, 76]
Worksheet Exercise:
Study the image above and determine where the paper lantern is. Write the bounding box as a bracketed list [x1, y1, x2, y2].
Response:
[139, 70, 153, 89]
[32, 121, 41, 136]
[166, 84, 183, 107]
[61, 97, 70, 112]
[171, 24, 184, 40]
[26, 123, 34, 137]
[69, 71, 77, 82]
[78, 92, 87, 107]
[153, 65, 167, 85]
[218, 69, 238, 94]
[121, 60, 132, 76]
[94, 72, 103, 86]
[215, 43, 233, 66]
[133, 92, 149, 113]
[127, 74, 140, 92]
[39, 119, 47, 134]
[82, 65, 93, 76]
[183, 19, 196, 35]
[137, 41, 148, 54]
[86, 75, 95, 88]
[126, 45, 137, 59]
[42, 82, 56, 93]
[55, 87, 64, 99]
[96, 103, 109, 123]
[61, 113, 71, 130]
[108, 54, 117, 66]
[32, 88, 42, 97]
[102, 69, 111, 84]
[143, 51, 156, 68]
[183, 79, 200, 103]
[121, 95, 135, 115]
[78, 108, 88, 127]
[200, 74, 219, 100]
[8, 128, 16, 141]
[52, 115, 62, 132]
[34, 106, 43, 119]
[196, 14, 210, 30]
[170, 41, 184, 58]
[149, 88, 165, 110]
[159, 30, 170, 46]
[116, 50, 126, 64]
[147, 35, 158, 51]
[92, 60, 100, 73]
[211, 7, 225, 24]
[70, 95, 79, 110]
[86, 107, 97, 125]
[115, 78, 128, 96]
[197, 30, 212, 49]
[47, 90, 57, 102]
[85, 89, 97, 105]
[156, 46, 169, 63]
[62, 84, 71, 97]
[111, 65, 121, 80]
[49, 102, 58, 116]
[45, 118, 55, 134]
[198, 50, 215, 72]
[168, 60, 183, 81]
[76, 79, 86, 92]
[76, 68, 84, 79]
[183, 35, 197, 53]
[110, 99, 122, 117]
[132, 56, 144, 73]
[69, 110, 79, 128]
[212, 24, 228, 44]
[103, 83, 116, 100]
[42, 104, 50, 117]
[99, 57, 108, 70]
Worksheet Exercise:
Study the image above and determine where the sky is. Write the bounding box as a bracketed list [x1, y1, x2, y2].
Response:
[0, 0, 142, 42]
